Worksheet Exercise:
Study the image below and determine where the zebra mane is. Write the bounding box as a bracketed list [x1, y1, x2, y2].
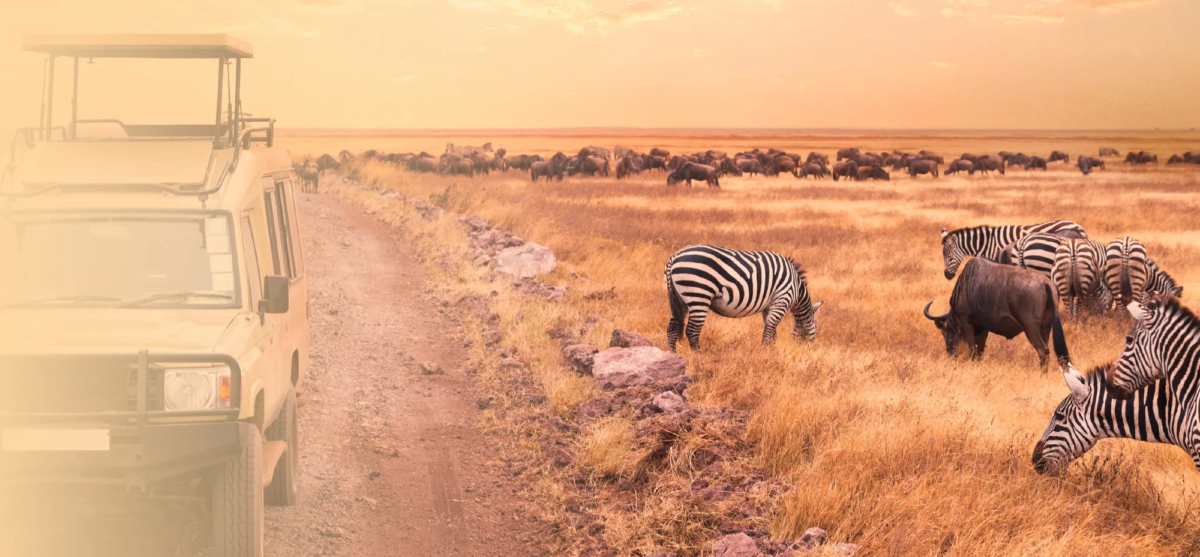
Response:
[1155, 295, 1200, 330]
[787, 258, 805, 280]
[943, 225, 995, 241]
[1079, 362, 1112, 380]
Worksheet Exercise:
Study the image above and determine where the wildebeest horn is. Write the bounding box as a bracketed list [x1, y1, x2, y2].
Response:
[923, 301, 949, 321]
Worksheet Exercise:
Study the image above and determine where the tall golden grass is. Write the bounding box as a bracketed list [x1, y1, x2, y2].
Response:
[318, 136, 1200, 555]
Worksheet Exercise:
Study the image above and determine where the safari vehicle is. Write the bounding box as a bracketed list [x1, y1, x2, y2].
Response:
[0, 35, 309, 557]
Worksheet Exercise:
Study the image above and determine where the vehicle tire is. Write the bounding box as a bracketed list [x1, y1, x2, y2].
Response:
[212, 424, 264, 557]
[264, 387, 298, 506]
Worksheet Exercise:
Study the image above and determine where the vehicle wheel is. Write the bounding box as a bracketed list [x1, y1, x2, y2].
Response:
[212, 424, 264, 557]
[264, 387, 298, 506]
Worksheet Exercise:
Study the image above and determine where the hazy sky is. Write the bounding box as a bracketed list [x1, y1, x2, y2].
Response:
[1, 0, 1197, 132]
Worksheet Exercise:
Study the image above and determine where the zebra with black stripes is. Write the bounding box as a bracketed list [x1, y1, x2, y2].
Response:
[1032, 362, 1195, 474]
[1104, 237, 1148, 308]
[1144, 258, 1184, 300]
[665, 245, 823, 351]
[1051, 238, 1111, 320]
[1003, 232, 1064, 279]
[940, 220, 1087, 280]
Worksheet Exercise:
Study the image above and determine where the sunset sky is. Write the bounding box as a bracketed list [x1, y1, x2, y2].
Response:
[0, 0, 1197, 133]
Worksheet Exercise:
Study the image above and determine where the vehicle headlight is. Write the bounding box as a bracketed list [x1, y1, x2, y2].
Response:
[164, 366, 231, 411]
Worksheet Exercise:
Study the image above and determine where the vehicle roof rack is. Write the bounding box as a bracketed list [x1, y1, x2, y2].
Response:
[22, 34, 253, 59]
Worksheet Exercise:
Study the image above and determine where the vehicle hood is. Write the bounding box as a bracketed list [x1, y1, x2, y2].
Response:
[0, 308, 240, 354]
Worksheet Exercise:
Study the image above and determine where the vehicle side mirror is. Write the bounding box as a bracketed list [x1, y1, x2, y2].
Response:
[259, 276, 290, 316]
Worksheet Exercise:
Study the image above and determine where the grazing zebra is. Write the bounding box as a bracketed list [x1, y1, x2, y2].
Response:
[1032, 363, 1198, 474]
[1051, 239, 1111, 320]
[1144, 258, 1184, 300]
[1102, 295, 1200, 447]
[940, 220, 1087, 280]
[1104, 237, 1148, 309]
[1003, 232, 1064, 279]
[665, 245, 823, 351]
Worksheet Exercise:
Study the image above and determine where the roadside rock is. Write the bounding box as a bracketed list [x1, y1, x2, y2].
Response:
[562, 344, 600, 375]
[713, 533, 761, 557]
[609, 329, 653, 348]
[575, 395, 614, 424]
[798, 527, 828, 550]
[651, 391, 687, 413]
[592, 346, 686, 390]
[419, 362, 444, 375]
[494, 242, 557, 279]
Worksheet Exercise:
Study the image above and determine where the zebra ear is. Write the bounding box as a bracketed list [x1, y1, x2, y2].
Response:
[940, 228, 948, 240]
[1127, 302, 1146, 321]
[1063, 364, 1090, 404]
[812, 301, 824, 314]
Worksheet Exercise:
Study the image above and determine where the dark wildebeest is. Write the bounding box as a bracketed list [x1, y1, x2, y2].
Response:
[735, 158, 766, 176]
[1132, 151, 1158, 164]
[643, 155, 668, 171]
[718, 158, 743, 176]
[338, 150, 354, 165]
[1185, 152, 1200, 164]
[1008, 153, 1031, 167]
[945, 159, 974, 176]
[959, 153, 980, 164]
[806, 152, 830, 166]
[831, 161, 858, 181]
[1081, 157, 1105, 170]
[505, 154, 534, 171]
[1167, 154, 1185, 165]
[614, 146, 636, 160]
[1025, 156, 1048, 171]
[908, 159, 939, 179]
[918, 151, 945, 164]
[316, 154, 340, 172]
[530, 160, 563, 182]
[667, 155, 688, 171]
[775, 155, 799, 177]
[576, 156, 610, 177]
[998, 151, 1015, 161]
[408, 155, 438, 173]
[856, 166, 890, 181]
[970, 155, 1006, 176]
[837, 147, 861, 161]
[666, 162, 720, 188]
[298, 160, 320, 194]
[444, 159, 474, 177]
[649, 147, 670, 158]
[797, 163, 828, 179]
[1048, 151, 1070, 164]
[1078, 156, 1097, 175]
[1099, 147, 1121, 157]
[616, 155, 643, 179]
[923, 258, 1069, 371]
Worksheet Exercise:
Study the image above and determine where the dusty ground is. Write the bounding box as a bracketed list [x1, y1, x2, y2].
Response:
[264, 191, 539, 557]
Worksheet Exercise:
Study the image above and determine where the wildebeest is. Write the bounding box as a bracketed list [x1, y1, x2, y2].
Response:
[945, 159, 974, 176]
[576, 156, 610, 177]
[1007, 153, 1032, 167]
[775, 156, 799, 177]
[797, 163, 828, 179]
[832, 161, 858, 181]
[443, 158, 474, 177]
[667, 162, 720, 187]
[298, 160, 320, 194]
[649, 147, 670, 158]
[856, 166, 889, 181]
[1167, 154, 1186, 165]
[316, 154, 340, 172]
[918, 151, 945, 164]
[735, 158, 766, 176]
[837, 147, 861, 161]
[806, 152, 830, 166]
[908, 159, 939, 178]
[643, 155, 668, 171]
[1048, 151, 1070, 164]
[970, 155, 1006, 176]
[1123, 151, 1157, 165]
[1099, 147, 1121, 157]
[530, 160, 563, 182]
[923, 258, 1069, 370]
[338, 150, 354, 165]
[615, 155, 643, 179]
[1024, 156, 1048, 171]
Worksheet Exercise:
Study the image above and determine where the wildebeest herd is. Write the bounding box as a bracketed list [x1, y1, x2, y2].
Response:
[308, 144, 1199, 190]
[658, 217, 1191, 478]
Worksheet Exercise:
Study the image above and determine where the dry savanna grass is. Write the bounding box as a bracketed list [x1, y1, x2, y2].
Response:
[296, 132, 1200, 556]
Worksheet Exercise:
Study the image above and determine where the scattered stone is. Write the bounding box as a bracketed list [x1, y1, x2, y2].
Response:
[579, 315, 600, 337]
[609, 329, 653, 348]
[494, 242, 557, 279]
[695, 483, 733, 502]
[657, 375, 694, 395]
[592, 346, 686, 390]
[799, 527, 829, 550]
[368, 471, 380, 480]
[379, 188, 400, 200]
[575, 395, 614, 424]
[476, 397, 493, 410]
[713, 533, 761, 557]
[562, 344, 600, 375]
[546, 290, 565, 302]
[419, 362, 444, 375]
[318, 527, 344, 538]
[651, 391, 687, 414]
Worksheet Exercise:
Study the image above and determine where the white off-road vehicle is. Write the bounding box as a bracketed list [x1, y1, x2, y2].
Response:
[0, 34, 310, 557]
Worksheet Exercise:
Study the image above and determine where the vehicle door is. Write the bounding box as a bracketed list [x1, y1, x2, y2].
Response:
[239, 180, 284, 426]
[266, 175, 309, 389]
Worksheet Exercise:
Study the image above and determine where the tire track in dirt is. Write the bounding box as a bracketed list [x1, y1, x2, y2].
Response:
[265, 192, 538, 557]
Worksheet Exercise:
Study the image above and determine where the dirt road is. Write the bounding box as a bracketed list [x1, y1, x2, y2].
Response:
[264, 192, 538, 557]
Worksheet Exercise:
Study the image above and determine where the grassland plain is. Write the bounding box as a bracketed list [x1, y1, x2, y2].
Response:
[291, 132, 1200, 556]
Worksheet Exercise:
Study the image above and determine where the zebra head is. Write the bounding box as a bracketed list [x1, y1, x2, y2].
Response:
[1107, 296, 1172, 400]
[1033, 363, 1098, 475]
[941, 228, 965, 280]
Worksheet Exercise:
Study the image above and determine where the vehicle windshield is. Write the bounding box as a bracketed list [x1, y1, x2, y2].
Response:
[0, 212, 239, 309]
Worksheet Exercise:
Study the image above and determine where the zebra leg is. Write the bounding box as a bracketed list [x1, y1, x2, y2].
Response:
[760, 303, 788, 346]
[684, 307, 709, 351]
[667, 317, 682, 352]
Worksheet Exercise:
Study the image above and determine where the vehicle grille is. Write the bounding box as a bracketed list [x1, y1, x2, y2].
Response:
[0, 361, 164, 414]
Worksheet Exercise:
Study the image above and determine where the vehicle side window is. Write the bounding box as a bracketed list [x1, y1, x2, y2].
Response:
[280, 179, 304, 278]
[273, 179, 295, 279]
[262, 191, 282, 276]
[240, 216, 262, 308]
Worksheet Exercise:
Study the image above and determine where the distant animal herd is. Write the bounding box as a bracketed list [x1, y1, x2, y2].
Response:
[301, 144, 1200, 190]
[659, 218, 1193, 478]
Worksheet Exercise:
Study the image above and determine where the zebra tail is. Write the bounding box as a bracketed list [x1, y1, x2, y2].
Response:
[1047, 283, 1071, 368]
[1070, 252, 1083, 302]
[1120, 264, 1132, 306]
